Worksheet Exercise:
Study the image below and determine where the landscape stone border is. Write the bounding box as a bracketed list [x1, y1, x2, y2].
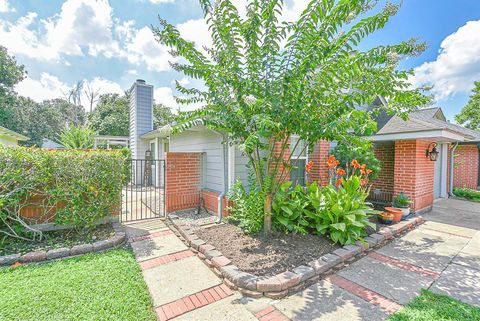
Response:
[0, 223, 126, 267]
[168, 215, 424, 299]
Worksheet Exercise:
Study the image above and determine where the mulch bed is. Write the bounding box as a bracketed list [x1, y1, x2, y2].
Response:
[196, 224, 341, 276]
[1, 224, 115, 256]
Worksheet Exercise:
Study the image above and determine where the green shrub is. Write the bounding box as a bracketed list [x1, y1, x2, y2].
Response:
[0, 147, 125, 241]
[273, 155, 378, 245]
[57, 125, 94, 149]
[333, 140, 381, 180]
[453, 188, 480, 202]
[226, 174, 265, 234]
[393, 192, 412, 208]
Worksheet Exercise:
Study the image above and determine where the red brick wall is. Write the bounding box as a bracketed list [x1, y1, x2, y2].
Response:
[201, 189, 231, 217]
[371, 142, 395, 195]
[394, 139, 434, 212]
[165, 152, 203, 213]
[308, 140, 330, 186]
[271, 137, 291, 183]
[453, 144, 479, 190]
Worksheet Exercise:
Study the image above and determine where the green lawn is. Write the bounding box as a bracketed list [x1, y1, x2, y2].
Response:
[0, 249, 156, 321]
[388, 290, 480, 321]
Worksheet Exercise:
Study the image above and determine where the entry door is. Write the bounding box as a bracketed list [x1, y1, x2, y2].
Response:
[433, 143, 448, 199]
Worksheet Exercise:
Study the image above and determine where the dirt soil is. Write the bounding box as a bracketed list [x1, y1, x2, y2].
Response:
[1, 224, 115, 256]
[196, 224, 341, 276]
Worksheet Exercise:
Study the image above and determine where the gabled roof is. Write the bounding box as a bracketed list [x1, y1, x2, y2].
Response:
[375, 107, 480, 142]
[0, 126, 29, 141]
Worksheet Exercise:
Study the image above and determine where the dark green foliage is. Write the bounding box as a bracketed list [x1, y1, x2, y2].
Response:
[0, 147, 125, 242]
[333, 140, 381, 180]
[226, 175, 265, 234]
[392, 192, 412, 208]
[273, 178, 377, 245]
[388, 289, 480, 321]
[453, 188, 480, 202]
[88, 93, 130, 136]
[455, 81, 480, 130]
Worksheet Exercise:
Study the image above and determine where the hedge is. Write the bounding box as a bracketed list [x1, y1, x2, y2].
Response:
[0, 147, 125, 240]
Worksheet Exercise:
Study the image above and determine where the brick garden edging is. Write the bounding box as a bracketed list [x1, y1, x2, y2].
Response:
[0, 223, 126, 266]
[168, 215, 424, 299]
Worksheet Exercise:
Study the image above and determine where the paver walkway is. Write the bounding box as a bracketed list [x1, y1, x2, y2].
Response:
[125, 198, 480, 321]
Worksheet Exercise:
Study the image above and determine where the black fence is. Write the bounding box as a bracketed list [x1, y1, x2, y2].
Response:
[121, 159, 165, 222]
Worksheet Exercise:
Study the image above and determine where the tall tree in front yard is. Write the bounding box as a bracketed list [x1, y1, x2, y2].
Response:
[154, 0, 429, 234]
[455, 81, 480, 131]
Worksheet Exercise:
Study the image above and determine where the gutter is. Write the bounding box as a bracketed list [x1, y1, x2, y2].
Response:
[449, 142, 458, 196]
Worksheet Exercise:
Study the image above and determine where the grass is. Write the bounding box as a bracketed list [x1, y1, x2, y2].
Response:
[0, 248, 156, 321]
[453, 187, 480, 202]
[388, 290, 480, 321]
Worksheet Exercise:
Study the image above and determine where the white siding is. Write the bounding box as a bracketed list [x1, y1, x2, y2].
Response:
[170, 128, 225, 192]
[234, 147, 250, 187]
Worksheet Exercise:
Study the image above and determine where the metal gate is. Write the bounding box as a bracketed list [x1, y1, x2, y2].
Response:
[121, 158, 165, 222]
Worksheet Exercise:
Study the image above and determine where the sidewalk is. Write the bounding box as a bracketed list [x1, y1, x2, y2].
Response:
[124, 208, 480, 321]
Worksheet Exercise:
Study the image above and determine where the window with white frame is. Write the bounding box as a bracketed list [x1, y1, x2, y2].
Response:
[290, 135, 308, 186]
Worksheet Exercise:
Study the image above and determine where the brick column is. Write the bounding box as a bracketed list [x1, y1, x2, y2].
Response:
[271, 137, 291, 184]
[165, 152, 202, 213]
[394, 140, 434, 213]
[453, 144, 479, 189]
[308, 140, 330, 186]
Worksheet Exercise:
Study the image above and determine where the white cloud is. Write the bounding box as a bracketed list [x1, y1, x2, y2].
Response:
[147, 0, 175, 3]
[177, 19, 212, 51]
[124, 26, 173, 72]
[411, 20, 480, 100]
[154, 87, 178, 108]
[15, 73, 124, 110]
[0, 0, 15, 13]
[0, 0, 122, 61]
[16, 73, 70, 102]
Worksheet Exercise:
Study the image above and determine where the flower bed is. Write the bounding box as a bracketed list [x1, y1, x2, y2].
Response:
[0, 223, 126, 266]
[169, 215, 424, 299]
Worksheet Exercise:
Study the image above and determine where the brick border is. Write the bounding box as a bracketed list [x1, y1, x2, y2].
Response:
[0, 223, 126, 266]
[255, 306, 291, 321]
[139, 250, 195, 270]
[368, 252, 440, 278]
[326, 274, 402, 314]
[156, 284, 233, 321]
[168, 215, 424, 299]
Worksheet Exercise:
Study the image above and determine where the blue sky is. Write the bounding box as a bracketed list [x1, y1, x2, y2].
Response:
[1, 0, 479, 120]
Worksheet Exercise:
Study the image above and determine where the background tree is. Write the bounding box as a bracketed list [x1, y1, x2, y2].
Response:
[65, 81, 83, 106]
[0, 45, 25, 132]
[455, 81, 480, 130]
[155, 0, 430, 234]
[84, 82, 101, 113]
[88, 93, 130, 136]
[154, 103, 176, 128]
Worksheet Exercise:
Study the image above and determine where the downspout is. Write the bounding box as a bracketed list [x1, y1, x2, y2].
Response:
[216, 133, 229, 223]
[449, 142, 458, 196]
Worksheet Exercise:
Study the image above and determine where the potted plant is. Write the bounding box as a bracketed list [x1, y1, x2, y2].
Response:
[378, 212, 394, 225]
[392, 192, 412, 218]
[384, 206, 403, 222]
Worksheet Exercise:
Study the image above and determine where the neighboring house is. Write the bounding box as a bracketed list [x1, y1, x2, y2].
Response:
[0, 126, 29, 146]
[128, 80, 480, 217]
[41, 138, 64, 149]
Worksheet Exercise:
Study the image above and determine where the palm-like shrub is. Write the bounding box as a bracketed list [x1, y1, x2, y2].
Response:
[58, 125, 94, 149]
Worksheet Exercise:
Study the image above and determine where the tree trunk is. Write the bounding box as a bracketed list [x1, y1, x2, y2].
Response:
[263, 193, 273, 236]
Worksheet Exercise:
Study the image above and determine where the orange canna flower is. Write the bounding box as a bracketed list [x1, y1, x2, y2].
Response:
[335, 178, 343, 187]
[351, 159, 361, 168]
[305, 160, 314, 173]
[336, 168, 346, 176]
[360, 179, 367, 186]
[366, 169, 373, 175]
[327, 155, 340, 168]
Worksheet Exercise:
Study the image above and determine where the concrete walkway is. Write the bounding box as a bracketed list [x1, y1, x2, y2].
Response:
[125, 198, 480, 321]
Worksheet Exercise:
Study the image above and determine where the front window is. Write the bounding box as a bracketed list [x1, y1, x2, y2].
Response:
[290, 135, 307, 186]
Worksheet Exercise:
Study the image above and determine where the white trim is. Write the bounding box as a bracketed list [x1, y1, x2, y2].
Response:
[367, 129, 465, 142]
[440, 143, 448, 198]
[228, 144, 235, 190]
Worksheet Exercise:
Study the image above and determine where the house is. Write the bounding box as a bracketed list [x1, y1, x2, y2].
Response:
[128, 79, 480, 217]
[0, 126, 29, 146]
